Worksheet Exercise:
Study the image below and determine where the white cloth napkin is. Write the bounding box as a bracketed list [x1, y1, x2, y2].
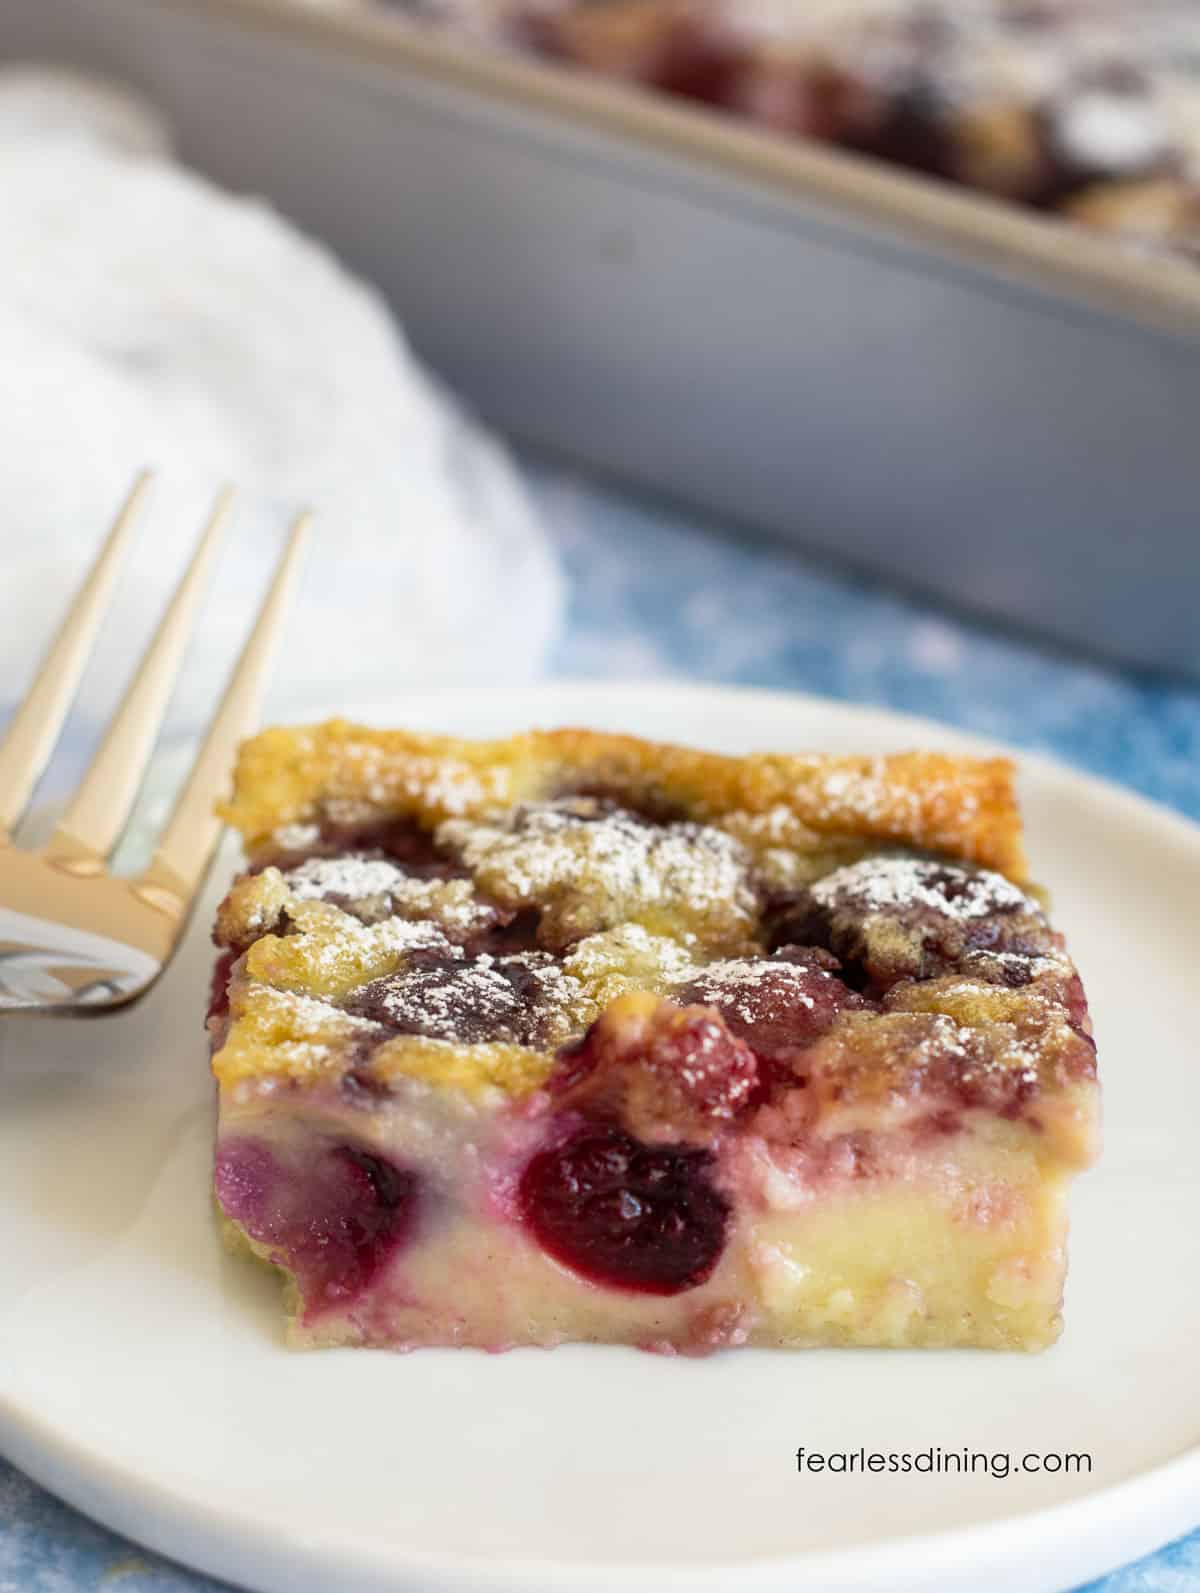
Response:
[0, 67, 562, 727]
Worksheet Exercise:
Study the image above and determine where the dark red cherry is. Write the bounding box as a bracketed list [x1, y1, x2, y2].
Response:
[767, 856, 1050, 991]
[206, 949, 238, 1026]
[519, 1126, 729, 1295]
[679, 948, 862, 1063]
[214, 1138, 419, 1315]
[345, 948, 556, 1045]
[548, 997, 759, 1140]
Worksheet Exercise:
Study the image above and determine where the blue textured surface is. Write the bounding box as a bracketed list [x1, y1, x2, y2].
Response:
[3, 457, 1198, 1593]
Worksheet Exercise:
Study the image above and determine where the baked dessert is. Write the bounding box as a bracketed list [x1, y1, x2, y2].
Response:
[512, 0, 1200, 262]
[209, 722, 1099, 1353]
[332, 0, 1200, 266]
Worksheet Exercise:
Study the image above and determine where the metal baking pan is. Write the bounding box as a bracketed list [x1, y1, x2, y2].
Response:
[5, 0, 1200, 676]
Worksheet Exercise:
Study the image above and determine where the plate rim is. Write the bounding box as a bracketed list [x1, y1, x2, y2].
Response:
[3, 678, 1198, 1593]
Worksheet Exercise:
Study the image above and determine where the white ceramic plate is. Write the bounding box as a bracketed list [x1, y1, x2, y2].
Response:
[2, 683, 1198, 1593]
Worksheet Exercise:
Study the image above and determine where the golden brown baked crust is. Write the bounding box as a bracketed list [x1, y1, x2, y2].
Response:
[221, 721, 1028, 879]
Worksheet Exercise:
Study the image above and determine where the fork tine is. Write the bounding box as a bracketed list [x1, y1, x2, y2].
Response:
[134, 509, 312, 916]
[44, 487, 236, 873]
[0, 472, 153, 842]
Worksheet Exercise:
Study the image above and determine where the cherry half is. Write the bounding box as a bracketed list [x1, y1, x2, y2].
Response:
[519, 1126, 729, 1296]
[215, 1138, 419, 1316]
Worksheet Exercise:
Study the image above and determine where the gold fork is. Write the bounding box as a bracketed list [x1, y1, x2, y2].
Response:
[0, 473, 310, 1013]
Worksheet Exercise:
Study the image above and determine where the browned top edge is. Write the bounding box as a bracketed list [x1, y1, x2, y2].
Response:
[220, 720, 1029, 880]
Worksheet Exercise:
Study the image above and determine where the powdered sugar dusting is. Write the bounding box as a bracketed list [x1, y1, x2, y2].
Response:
[367, 960, 523, 1037]
[806, 759, 920, 826]
[562, 923, 697, 989]
[331, 740, 509, 819]
[811, 855, 1033, 922]
[1053, 75, 1171, 173]
[255, 983, 382, 1034]
[282, 854, 496, 934]
[293, 912, 450, 983]
[285, 856, 415, 903]
[437, 797, 756, 942]
[686, 957, 821, 1024]
[963, 948, 1068, 980]
[350, 949, 578, 1045]
[271, 822, 320, 851]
